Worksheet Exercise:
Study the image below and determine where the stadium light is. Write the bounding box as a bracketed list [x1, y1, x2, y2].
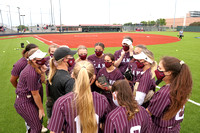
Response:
[17, 7, 22, 33]
[7, 5, 12, 31]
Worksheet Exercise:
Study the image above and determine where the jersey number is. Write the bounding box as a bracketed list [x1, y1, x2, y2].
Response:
[130, 125, 141, 133]
[74, 114, 99, 133]
[175, 105, 185, 121]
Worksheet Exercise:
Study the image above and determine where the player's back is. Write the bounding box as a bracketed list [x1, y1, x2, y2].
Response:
[105, 106, 152, 133]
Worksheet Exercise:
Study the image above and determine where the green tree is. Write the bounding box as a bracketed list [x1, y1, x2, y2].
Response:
[17, 25, 29, 31]
[123, 22, 133, 26]
[150, 21, 156, 26]
[141, 21, 147, 26]
[156, 18, 166, 26]
[189, 22, 200, 26]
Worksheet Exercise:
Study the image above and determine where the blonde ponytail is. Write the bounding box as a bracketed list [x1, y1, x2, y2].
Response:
[73, 61, 97, 133]
[143, 49, 157, 79]
[48, 58, 57, 85]
[151, 61, 157, 79]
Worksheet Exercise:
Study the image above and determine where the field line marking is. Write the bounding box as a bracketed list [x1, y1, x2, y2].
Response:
[33, 35, 60, 46]
[156, 86, 200, 106]
[26, 40, 30, 44]
[35, 38, 44, 43]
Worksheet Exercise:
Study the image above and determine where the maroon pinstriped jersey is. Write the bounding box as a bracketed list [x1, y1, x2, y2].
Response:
[114, 49, 131, 74]
[48, 92, 110, 133]
[97, 67, 124, 85]
[136, 68, 156, 94]
[148, 85, 185, 133]
[104, 106, 152, 133]
[88, 54, 105, 73]
[127, 61, 143, 83]
[11, 57, 27, 76]
[16, 64, 43, 98]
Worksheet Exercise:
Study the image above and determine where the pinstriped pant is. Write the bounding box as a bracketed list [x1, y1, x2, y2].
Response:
[14, 99, 42, 133]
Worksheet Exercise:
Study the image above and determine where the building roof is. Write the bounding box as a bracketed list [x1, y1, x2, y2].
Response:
[79, 24, 122, 27]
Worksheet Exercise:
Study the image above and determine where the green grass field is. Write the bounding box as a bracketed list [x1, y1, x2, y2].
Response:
[0, 32, 200, 133]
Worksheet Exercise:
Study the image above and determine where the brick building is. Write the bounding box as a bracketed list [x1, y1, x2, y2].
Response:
[165, 11, 200, 27]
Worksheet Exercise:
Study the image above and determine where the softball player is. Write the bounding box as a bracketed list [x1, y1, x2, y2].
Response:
[44, 45, 58, 124]
[147, 56, 193, 133]
[48, 61, 110, 133]
[132, 49, 157, 107]
[10, 43, 38, 88]
[14, 49, 47, 133]
[104, 80, 152, 133]
[47, 47, 76, 119]
[125, 45, 147, 87]
[88, 42, 105, 92]
[114, 36, 133, 75]
[96, 53, 124, 110]
[88, 42, 105, 73]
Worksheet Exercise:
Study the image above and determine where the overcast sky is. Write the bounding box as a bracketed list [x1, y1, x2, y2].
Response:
[0, 0, 199, 27]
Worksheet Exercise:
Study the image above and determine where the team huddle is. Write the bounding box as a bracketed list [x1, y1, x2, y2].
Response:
[10, 36, 193, 133]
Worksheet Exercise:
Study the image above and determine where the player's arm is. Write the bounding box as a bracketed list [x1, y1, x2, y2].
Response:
[146, 108, 152, 116]
[129, 45, 134, 57]
[114, 51, 125, 67]
[10, 75, 19, 88]
[31, 90, 45, 119]
[90, 74, 96, 85]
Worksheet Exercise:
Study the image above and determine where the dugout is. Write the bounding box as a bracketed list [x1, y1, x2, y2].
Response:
[80, 24, 122, 32]
[56, 25, 82, 32]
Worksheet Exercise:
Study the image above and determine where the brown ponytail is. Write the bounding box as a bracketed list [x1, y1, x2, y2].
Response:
[161, 56, 193, 120]
[112, 80, 139, 121]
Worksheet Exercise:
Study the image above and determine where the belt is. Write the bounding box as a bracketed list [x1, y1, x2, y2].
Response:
[16, 95, 32, 99]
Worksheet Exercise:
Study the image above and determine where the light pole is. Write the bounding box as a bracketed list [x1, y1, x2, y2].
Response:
[30, 10, 32, 32]
[30, 10, 32, 26]
[7, 5, 12, 31]
[109, 0, 110, 24]
[17, 7, 22, 33]
[50, 0, 53, 25]
[0, 10, 3, 26]
[20, 15, 25, 33]
[173, 0, 177, 31]
[21, 15, 25, 26]
[59, 0, 62, 33]
[40, 8, 43, 27]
